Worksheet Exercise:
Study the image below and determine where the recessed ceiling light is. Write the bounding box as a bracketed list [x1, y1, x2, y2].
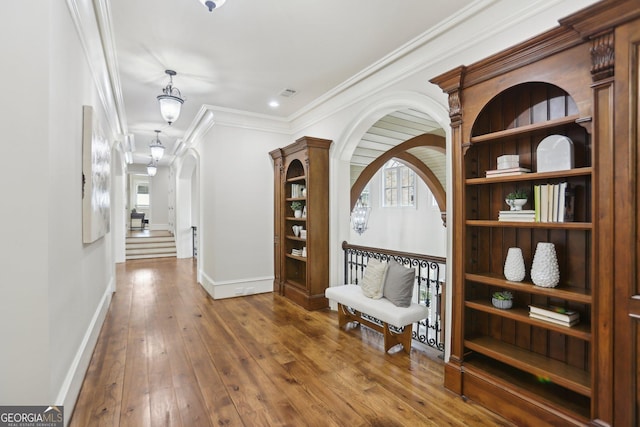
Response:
[269, 100, 280, 108]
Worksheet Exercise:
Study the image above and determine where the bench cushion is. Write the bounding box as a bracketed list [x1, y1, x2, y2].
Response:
[325, 284, 428, 329]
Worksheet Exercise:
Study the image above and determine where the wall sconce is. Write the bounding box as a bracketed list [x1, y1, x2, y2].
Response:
[351, 196, 370, 235]
[147, 159, 158, 177]
[149, 130, 165, 161]
[198, 0, 226, 12]
[157, 70, 183, 125]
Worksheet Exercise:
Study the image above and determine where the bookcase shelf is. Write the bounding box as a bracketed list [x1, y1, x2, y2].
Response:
[465, 300, 591, 340]
[465, 272, 592, 303]
[464, 336, 591, 396]
[468, 115, 585, 144]
[466, 166, 593, 184]
[466, 220, 592, 229]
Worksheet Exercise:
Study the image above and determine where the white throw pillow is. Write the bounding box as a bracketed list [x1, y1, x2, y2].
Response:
[360, 259, 388, 299]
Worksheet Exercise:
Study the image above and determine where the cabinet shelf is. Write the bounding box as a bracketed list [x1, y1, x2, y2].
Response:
[466, 220, 592, 230]
[286, 175, 306, 183]
[469, 115, 585, 144]
[466, 167, 592, 184]
[465, 272, 591, 303]
[285, 254, 307, 262]
[286, 235, 307, 242]
[286, 217, 307, 222]
[463, 356, 591, 421]
[464, 336, 591, 397]
[465, 300, 591, 341]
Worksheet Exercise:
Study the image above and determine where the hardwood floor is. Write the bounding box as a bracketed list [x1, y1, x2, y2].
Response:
[69, 257, 512, 426]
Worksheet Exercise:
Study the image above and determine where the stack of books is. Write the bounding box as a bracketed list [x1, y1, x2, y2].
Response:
[498, 210, 536, 222]
[290, 184, 305, 198]
[486, 167, 532, 177]
[533, 182, 575, 222]
[486, 155, 531, 177]
[529, 305, 580, 327]
[291, 248, 303, 257]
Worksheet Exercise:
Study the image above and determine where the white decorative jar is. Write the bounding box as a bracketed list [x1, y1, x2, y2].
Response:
[530, 242, 560, 288]
[504, 247, 526, 282]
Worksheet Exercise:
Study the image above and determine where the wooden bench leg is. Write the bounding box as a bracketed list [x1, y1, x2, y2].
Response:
[337, 303, 359, 328]
[383, 323, 413, 354]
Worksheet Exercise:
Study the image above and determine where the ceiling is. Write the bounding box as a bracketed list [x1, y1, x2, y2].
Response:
[108, 0, 474, 168]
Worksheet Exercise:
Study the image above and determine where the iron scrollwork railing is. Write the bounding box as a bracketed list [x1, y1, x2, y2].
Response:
[342, 241, 446, 352]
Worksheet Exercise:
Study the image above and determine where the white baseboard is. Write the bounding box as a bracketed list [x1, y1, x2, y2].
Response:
[55, 279, 113, 426]
[199, 271, 273, 299]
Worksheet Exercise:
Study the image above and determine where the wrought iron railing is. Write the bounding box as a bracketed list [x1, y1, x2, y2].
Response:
[342, 241, 446, 352]
[191, 226, 198, 258]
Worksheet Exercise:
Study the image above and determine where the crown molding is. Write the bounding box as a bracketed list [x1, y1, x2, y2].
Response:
[65, 0, 122, 141]
[288, 0, 599, 133]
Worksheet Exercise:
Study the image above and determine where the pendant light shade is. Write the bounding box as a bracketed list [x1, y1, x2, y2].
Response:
[351, 196, 370, 235]
[149, 130, 165, 161]
[198, 0, 226, 12]
[157, 70, 183, 125]
[147, 159, 158, 177]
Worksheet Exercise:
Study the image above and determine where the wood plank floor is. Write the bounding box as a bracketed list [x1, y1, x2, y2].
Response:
[69, 257, 512, 426]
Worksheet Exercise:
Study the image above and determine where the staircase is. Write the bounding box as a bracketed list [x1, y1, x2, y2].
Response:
[126, 233, 177, 260]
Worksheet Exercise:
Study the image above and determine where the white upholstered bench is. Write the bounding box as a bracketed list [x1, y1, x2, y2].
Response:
[326, 255, 430, 354]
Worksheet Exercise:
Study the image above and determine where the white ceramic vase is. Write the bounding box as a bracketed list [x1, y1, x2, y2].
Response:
[530, 242, 560, 288]
[504, 247, 526, 282]
[294, 210, 302, 218]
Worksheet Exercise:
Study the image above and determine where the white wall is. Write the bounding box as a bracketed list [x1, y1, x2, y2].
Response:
[197, 124, 289, 298]
[0, 0, 116, 416]
[150, 166, 170, 230]
[349, 171, 446, 257]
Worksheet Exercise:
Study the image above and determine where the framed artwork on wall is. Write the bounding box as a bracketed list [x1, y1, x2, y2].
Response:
[82, 105, 111, 243]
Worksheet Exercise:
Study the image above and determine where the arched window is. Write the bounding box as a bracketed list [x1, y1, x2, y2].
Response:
[382, 159, 415, 207]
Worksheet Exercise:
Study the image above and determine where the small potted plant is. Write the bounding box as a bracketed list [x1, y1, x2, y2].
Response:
[291, 201, 304, 218]
[491, 290, 513, 309]
[505, 188, 528, 211]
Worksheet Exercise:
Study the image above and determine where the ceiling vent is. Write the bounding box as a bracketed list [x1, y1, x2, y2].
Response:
[279, 88, 298, 98]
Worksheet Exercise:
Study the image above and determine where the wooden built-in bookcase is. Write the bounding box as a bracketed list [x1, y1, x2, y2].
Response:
[270, 137, 332, 310]
[432, 1, 640, 425]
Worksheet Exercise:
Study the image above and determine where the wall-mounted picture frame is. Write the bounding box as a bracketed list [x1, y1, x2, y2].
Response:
[82, 105, 111, 243]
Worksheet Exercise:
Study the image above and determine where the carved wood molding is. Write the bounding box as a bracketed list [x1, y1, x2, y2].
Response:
[430, 66, 465, 128]
[590, 30, 615, 81]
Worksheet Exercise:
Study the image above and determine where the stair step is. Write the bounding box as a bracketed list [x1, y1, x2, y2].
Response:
[126, 253, 177, 260]
[126, 236, 175, 244]
[127, 247, 177, 255]
[126, 242, 177, 250]
[125, 233, 176, 261]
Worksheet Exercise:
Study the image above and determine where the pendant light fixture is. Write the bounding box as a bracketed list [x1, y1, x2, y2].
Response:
[157, 70, 183, 125]
[351, 196, 370, 235]
[198, 0, 226, 12]
[147, 159, 158, 177]
[149, 130, 165, 162]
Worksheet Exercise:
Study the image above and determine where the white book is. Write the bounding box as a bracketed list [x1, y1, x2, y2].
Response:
[529, 312, 580, 327]
[540, 184, 549, 222]
[558, 182, 568, 222]
[552, 183, 559, 222]
[529, 304, 580, 321]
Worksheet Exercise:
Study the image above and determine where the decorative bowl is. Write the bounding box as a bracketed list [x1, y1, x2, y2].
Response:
[492, 297, 513, 310]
